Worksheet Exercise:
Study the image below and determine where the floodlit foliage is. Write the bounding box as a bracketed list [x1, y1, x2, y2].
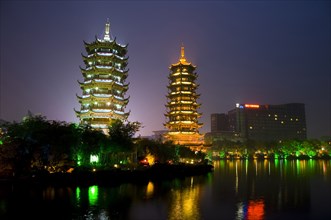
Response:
[0, 114, 142, 176]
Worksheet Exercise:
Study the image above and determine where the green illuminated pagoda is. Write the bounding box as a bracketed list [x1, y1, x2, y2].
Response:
[164, 46, 204, 150]
[75, 20, 129, 133]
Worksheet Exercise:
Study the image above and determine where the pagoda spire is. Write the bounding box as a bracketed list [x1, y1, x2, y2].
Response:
[179, 44, 186, 63]
[104, 18, 111, 41]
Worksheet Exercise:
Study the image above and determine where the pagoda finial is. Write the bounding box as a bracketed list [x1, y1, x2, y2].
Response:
[104, 18, 111, 41]
[179, 43, 186, 63]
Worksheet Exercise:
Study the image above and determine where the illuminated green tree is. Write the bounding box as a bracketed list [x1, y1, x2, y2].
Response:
[0, 114, 81, 174]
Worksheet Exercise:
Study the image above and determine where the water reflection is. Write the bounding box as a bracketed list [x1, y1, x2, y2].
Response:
[236, 199, 265, 220]
[167, 177, 202, 220]
[146, 181, 154, 199]
[88, 185, 98, 206]
[1, 160, 331, 219]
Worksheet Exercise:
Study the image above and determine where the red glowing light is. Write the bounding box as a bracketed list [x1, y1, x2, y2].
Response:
[244, 104, 260, 108]
[247, 199, 264, 220]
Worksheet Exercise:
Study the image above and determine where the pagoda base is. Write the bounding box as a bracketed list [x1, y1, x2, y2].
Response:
[164, 132, 206, 152]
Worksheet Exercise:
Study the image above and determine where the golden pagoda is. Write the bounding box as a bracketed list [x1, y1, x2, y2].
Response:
[75, 20, 129, 133]
[164, 46, 204, 150]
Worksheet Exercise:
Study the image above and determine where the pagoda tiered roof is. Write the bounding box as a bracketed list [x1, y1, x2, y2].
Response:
[166, 93, 200, 99]
[76, 94, 129, 104]
[80, 66, 129, 77]
[165, 101, 201, 107]
[76, 20, 130, 131]
[164, 46, 203, 145]
[78, 80, 129, 91]
[83, 37, 127, 54]
[82, 53, 128, 65]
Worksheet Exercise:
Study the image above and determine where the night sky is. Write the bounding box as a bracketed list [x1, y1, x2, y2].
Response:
[1, 1, 330, 138]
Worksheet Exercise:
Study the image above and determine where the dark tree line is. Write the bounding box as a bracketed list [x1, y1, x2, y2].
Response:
[0, 114, 204, 178]
[0, 115, 140, 176]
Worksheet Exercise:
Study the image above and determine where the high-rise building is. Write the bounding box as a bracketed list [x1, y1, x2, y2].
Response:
[211, 113, 229, 132]
[229, 103, 307, 141]
[75, 20, 129, 133]
[205, 103, 307, 146]
[164, 46, 204, 149]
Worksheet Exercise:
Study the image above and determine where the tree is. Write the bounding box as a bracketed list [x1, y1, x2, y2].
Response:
[108, 119, 141, 152]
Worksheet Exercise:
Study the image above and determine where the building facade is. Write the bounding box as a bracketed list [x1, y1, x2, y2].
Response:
[75, 20, 129, 133]
[211, 113, 229, 132]
[206, 103, 307, 144]
[164, 46, 204, 149]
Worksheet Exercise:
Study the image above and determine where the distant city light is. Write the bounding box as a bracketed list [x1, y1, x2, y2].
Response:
[244, 104, 260, 108]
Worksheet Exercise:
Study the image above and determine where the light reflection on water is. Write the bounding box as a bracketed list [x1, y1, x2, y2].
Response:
[236, 199, 265, 220]
[167, 177, 201, 220]
[1, 160, 331, 219]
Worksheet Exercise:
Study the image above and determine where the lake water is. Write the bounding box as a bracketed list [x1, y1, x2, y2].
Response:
[1, 160, 331, 220]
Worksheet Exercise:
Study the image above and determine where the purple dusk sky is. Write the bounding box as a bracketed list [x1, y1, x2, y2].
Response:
[1, 1, 330, 138]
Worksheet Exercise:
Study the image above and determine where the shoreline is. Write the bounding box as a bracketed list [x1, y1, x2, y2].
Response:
[0, 163, 214, 187]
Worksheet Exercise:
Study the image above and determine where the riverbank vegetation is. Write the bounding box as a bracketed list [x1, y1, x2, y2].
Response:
[208, 138, 331, 160]
[0, 114, 330, 180]
[0, 114, 206, 179]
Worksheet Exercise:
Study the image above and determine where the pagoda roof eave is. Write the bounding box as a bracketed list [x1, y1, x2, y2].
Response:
[170, 62, 197, 68]
[95, 36, 128, 48]
[83, 40, 90, 47]
[74, 108, 81, 114]
[76, 94, 82, 99]
[77, 80, 85, 86]
[120, 112, 130, 117]
[80, 67, 129, 75]
[81, 53, 88, 59]
[82, 53, 129, 62]
[84, 37, 128, 51]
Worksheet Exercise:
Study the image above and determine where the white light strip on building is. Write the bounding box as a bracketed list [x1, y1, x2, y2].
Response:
[96, 65, 112, 69]
[91, 124, 108, 128]
[115, 81, 124, 86]
[181, 111, 193, 114]
[97, 52, 113, 56]
[115, 54, 125, 60]
[114, 95, 123, 100]
[93, 94, 112, 97]
[114, 110, 125, 115]
[92, 109, 112, 112]
[95, 79, 113, 83]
